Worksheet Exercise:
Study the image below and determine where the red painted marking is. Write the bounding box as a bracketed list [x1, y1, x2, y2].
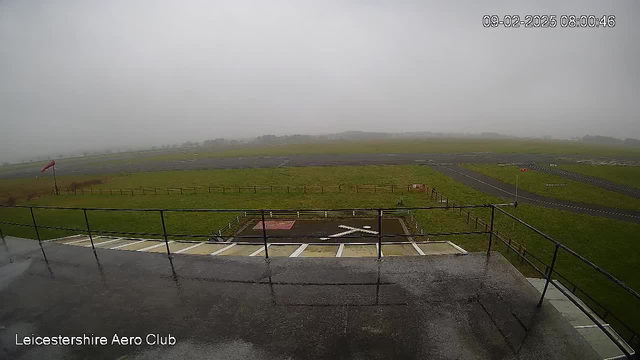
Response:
[253, 220, 296, 230]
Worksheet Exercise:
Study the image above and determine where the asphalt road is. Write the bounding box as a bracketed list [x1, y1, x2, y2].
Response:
[432, 165, 640, 224]
[0, 152, 567, 179]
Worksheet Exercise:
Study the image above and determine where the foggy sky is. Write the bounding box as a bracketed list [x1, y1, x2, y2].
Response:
[1, 0, 639, 162]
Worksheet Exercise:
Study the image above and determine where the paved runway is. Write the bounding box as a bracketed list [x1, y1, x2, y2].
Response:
[432, 165, 640, 224]
[0, 152, 567, 178]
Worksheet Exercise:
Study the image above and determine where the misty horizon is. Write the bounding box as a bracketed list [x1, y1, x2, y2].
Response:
[2, 0, 639, 162]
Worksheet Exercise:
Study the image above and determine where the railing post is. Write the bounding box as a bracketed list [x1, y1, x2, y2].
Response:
[538, 243, 560, 307]
[261, 210, 269, 259]
[83, 209, 96, 251]
[160, 210, 171, 256]
[487, 206, 496, 254]
[377, 209, 383, 259]
[0, 226, 4, 242]
[29, 207, 46, 257]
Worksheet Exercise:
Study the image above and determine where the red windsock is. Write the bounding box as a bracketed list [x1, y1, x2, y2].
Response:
[41, 160, 56, 172]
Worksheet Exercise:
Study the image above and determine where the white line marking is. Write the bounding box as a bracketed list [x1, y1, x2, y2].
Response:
[338, 225, 379, 234]
[175, 242, 205, 254]
[88, 238, 122, 247]
[412, 242, 426, 256]
[336, 244, 345, 257]
[330, 229, 359, 238]
[64, 236, 98, 245]
[212, 243, 237, 255]
[138, 241, 173, 252]
[447, 241, 468, 255]
[249, 244, 269, 256]
[46, 234, 85, 243]
[112, 240, 146, 249]
[290, 244, 308, 257]
[574, 324, 610, 329]
[375, 243, 384, 257]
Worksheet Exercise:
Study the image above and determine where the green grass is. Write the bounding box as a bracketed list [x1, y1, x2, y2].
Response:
[1, 164, 638, 339]
[462, 164, 640, 211]
[89, 165, 434, 189]
[135, 139, 640, 162]
[558, 164, 640, 190]
[0, 174, 111, 203]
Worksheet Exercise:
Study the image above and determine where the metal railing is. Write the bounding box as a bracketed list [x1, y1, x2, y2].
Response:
[427, 188, 639, 358]
[0, 201, 637, 358]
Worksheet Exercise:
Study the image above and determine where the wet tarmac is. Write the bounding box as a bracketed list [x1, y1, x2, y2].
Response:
[0, 236, 599, 359]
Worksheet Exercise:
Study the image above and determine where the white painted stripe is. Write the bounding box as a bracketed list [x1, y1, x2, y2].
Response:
[412, 242, 426, 256]
[111, 240, 146, 249]
[604, 355, 631, 360]
[211, 243, 237, 256]
[574, 324, 610, 329]
[138, 241, 173, 252]
[290, 244, 308, 257]
[87, 238, 122, 247]
[175, 242, 205, 254]
[376, 243, 384, 257]
[46, 234, 85, 243]
[447, 241, 468, 254]
[336, 244, 345, 257]
[65, 236, 99, 245]
[338, 225, 379, 234]
[329, 229, 359, 238]
[249, 244, 270, 257]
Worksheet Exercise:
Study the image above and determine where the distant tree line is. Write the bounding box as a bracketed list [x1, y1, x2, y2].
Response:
[580, 135, 640, 147]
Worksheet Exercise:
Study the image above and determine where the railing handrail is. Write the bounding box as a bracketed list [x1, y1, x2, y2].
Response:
[0, 204, 502, 212]
[492, 204, 640, 303]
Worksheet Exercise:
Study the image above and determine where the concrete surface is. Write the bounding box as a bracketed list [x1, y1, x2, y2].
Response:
[528, 278, 635, 359]
[0, 236, 600, 360]
[433, 165, 640, 223]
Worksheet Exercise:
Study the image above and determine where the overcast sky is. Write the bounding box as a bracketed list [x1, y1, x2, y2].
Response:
[1, 0, 639, 162]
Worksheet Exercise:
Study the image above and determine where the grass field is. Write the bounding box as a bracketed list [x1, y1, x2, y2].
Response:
[0, 175, 110, 204]
[5, 138, 639, 172]
[123, 139, 640, 163]
[1, 164, 639, 339]
[462, 164, 640, 211]
[558, 164, 640, 190]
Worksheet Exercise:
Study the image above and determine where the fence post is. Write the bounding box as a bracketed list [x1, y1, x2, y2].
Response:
[377, 209, 383, 259]
[83, 209, 96, 251]
[160, 210, 171, 256]
[391, 185, 394, 193]
[180, 188, 183, 195]
[287, 186, 290, 193]
[29, 207, 46, 257]
[0, 226, 4, 242]
[356, 185, 359, 193]
[538, 243, 560, 307]
[487, 206, 496, 254]
[261, 210, 269, 259]
[339, 185, 342, 193]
